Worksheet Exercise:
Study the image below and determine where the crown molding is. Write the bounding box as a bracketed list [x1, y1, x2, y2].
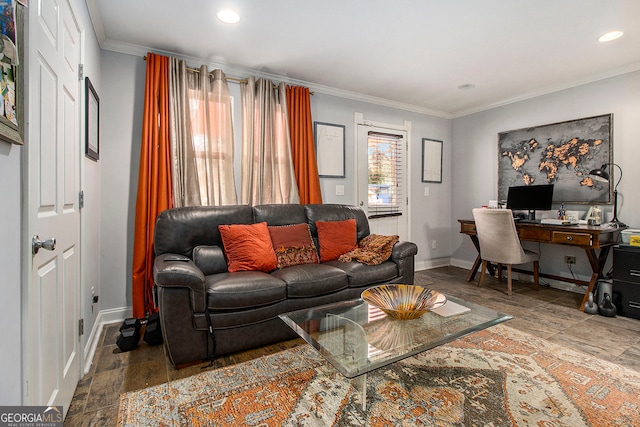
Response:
[98, 37, 454, 119]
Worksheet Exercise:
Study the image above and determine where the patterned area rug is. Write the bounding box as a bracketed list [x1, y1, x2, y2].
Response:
[118, 324, 640, 426]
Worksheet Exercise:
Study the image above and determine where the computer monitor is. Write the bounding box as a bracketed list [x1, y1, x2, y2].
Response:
[506, 184, 554, 221]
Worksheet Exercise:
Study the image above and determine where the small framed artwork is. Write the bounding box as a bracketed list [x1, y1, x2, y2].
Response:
[0, 1, 23, 145]
[422, 138, 443, 183]
[85, 76, 99, 161]
[314, 122, 345, 178]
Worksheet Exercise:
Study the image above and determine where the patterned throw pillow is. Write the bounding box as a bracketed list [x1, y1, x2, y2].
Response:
[218, 222, 278, 272]
[268, 223, 319, 269]
[315, 219, 358, 262]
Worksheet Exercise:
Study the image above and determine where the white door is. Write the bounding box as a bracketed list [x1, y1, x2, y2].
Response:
[356, 122, 410, 240]
[26, 0, 82, 415]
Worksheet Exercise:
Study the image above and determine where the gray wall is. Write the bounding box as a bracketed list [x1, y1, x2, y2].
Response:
[80, 1, 103, 366]
[0, 143, 22, 404]
[451, 70, 640, 286]
[99, 51, 146, 313]
[310, 93, 452, 268]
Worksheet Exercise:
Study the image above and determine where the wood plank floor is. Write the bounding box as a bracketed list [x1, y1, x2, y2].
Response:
[64, 266, 640, 426]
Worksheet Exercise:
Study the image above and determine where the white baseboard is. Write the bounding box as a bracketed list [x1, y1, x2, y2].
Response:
[415, 257, 451, 272]
[450, 257, 475, 271]
[82, 306, 132, 375]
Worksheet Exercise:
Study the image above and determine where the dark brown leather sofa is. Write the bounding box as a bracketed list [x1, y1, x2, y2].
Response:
[153, 203, 418, 367]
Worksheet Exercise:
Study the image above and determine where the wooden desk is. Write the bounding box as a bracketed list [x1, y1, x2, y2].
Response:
[458, 219, 623, 310]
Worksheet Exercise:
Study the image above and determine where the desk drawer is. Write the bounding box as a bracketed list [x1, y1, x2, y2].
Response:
[519, 228, 551, 241]
[612, 280, 640, 320]
[551, 231, 592, 246]
[614, 245, 640, 284]
[460, 223, 476, 234]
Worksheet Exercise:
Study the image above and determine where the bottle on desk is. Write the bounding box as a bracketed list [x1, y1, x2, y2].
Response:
[557, 203, 566, 220]
[593, 205, 601, 225]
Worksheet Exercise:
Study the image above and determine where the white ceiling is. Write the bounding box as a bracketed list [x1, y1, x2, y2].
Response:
[88, 0, 640, 118]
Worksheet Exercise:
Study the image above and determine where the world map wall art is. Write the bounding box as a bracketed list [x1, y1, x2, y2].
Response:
[498, 114, 612, 204]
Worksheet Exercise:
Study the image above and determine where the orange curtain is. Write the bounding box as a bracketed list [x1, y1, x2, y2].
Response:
[286, 85, 323, 204]
[132, 53, 174, 318]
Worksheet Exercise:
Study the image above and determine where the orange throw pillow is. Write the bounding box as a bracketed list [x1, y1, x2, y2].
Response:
[315, 219, 358, 262]
[218, 222, 278, 272]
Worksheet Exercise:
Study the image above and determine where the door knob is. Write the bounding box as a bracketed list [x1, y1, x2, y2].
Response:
[32, 235, 56, 255]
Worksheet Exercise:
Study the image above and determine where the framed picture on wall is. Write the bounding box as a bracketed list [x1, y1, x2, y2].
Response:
[0, 1, 23, 145]
[85, 76, 99, 161]
[422, 138, 443, 183]
[498, 114, 612, 203]
[314, 122, 345, 178]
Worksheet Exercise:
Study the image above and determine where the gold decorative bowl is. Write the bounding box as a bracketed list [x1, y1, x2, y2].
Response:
[361, 284, 447, 320]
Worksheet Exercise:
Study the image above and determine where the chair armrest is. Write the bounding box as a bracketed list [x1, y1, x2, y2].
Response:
[154, 253, 206, 312]
[391, 241, 418, 261]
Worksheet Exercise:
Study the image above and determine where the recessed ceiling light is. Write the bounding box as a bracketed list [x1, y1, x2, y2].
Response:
[458, 84, 475, 90]
[217, 9, 240, 24]
[598, 30, 623, 42]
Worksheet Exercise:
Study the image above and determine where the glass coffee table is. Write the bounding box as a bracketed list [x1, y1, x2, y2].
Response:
[279, 295, 512, 409]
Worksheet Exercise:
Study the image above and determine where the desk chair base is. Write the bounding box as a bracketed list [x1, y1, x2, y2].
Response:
[478, 260, 539, 296]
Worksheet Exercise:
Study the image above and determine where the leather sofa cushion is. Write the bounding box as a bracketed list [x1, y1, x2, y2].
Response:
[304, 204, 370, 242]
[193, 245, 228, 275]
[155, 205, 254, 256]
[324, 260, 398, 286]
[206, 271, 286, 310]
[254, 204, 308, 225]
[271, 264, 348, 298]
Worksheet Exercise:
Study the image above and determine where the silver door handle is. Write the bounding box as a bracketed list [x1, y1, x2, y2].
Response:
[32, 235, 56, 255]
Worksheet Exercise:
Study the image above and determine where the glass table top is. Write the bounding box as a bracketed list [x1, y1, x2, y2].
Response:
[279, 295, 513, 378]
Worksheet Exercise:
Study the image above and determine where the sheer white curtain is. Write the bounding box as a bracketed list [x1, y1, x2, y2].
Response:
[240, 76, 299, 205]
[169, 60, 237, 206]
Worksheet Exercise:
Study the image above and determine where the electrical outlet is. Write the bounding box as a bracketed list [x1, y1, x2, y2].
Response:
[431, 240, 437, 250]
[564, 256, 576, 265]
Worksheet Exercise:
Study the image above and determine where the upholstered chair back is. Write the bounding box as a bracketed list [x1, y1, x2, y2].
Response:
[472, 208, 527, 265]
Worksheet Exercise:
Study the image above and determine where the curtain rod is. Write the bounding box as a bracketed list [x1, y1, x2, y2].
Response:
[143, 55, 313, 94]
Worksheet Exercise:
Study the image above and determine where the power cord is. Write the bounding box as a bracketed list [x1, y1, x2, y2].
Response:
[567, 262, 576, 281]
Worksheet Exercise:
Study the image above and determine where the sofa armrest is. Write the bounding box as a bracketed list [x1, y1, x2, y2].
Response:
[390, 241, 418, 284]
[154, 253, 206, 312]
[391, 241, 418, 261]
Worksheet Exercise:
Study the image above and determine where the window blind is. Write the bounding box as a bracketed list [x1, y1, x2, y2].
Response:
[367, 131, 404, 216]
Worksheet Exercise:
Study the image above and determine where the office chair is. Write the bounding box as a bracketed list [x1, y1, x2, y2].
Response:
[472, 208, 540, 295]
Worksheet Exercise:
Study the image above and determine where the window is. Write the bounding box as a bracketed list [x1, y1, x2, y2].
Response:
[367, 131, 404, 216]
[187, 86, 235, 204]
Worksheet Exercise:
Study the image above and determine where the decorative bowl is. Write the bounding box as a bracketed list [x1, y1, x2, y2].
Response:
[369, 318, 415, 350]
[361, 284, 447, 320]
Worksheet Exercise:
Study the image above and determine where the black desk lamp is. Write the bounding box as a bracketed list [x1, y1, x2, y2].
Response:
[588, 163, 626, 227]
